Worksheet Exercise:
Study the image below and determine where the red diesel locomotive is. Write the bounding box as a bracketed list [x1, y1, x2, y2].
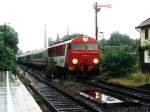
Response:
[48, 36, 100, 73]
[17, 35, 100, 77]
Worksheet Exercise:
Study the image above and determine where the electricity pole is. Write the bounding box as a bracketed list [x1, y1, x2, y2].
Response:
[44, 24, 47, 48]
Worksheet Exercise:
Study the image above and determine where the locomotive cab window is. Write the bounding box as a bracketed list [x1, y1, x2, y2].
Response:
[87, 43, 98, 50]
[71, 43, 85, 50]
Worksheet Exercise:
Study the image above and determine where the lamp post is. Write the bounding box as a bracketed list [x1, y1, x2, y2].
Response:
[99, 32, 104, 39]
[99, 32, 104, 47]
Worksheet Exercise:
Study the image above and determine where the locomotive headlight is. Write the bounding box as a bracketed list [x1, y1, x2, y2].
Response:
[72, 58, 78, 64]
[93, 58, 99, 64]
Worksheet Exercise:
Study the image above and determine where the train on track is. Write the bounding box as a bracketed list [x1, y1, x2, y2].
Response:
[17, 35, 100, 78]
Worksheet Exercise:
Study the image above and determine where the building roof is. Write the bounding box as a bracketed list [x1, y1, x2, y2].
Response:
[136, 18, 150, 28]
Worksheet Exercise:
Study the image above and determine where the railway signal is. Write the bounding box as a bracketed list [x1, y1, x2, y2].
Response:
[93, 2, 111, 41]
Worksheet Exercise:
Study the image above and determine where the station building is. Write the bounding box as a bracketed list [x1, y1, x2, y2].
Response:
[136, 18, 150, 72]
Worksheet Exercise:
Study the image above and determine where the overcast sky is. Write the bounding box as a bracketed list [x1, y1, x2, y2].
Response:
[0, 0, 149, 52]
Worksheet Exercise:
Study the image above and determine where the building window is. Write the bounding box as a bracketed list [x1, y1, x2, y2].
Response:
[144, 50, 150, 63]
[145, 29, 149, 39]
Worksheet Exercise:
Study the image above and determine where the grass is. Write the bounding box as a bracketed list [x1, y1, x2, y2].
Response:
[107, 72, 150, 87]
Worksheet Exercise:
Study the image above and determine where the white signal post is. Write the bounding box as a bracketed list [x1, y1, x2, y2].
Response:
[93, 2, 111, 41]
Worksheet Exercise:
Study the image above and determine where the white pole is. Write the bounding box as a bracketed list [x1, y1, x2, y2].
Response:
[44, 24, 47, 48]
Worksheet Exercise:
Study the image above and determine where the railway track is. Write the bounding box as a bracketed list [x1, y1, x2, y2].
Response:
[18, 67, 100, 112]
[137, 84, 150, 92]
[87, 81, 150, 104]
[18, 65, 150, 112]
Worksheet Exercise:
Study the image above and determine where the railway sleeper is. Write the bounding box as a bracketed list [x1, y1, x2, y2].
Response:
[57, 108, 87, 111]
[54, 105, 83, 109]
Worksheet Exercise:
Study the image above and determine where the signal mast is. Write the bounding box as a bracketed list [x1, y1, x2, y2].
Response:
[93, 2, 111, 41]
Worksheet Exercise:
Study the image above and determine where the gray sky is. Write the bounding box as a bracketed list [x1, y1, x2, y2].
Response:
[0, 0, 149, 52]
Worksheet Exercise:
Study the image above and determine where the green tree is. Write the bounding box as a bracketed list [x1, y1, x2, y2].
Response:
[0, 24, 18, 71]
[101, 47, 138, 75]
[107, 31, 134, 46]
[99, 38, 108, 46]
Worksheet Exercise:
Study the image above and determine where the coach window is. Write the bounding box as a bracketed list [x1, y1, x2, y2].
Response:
[145, 29, 149, 40]
[53, 47, 56, 56]
[71, 43, 85, 50]
[60, 45, 65, 56]
[68, 44, 71, 50]
[26, 55, 31, 60]
[48, 48, 52, 57]
[87, 43, 98, 50]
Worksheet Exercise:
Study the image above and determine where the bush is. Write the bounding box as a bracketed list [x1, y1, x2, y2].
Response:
[101, 46, 139, 76]
[127, 72, 150, 86]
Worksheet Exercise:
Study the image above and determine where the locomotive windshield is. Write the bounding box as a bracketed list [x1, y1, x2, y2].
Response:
[71, 43, 98, 50]
[87, 43, 98, 50]
[71, 43, 85, 50]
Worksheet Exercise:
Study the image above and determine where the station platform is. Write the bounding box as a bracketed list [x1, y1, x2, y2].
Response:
[0, 71, 42, 112]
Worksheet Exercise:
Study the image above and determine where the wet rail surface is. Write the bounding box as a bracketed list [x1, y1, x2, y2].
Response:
[87, 81, 150, 104]
[19, 68, 99, 112]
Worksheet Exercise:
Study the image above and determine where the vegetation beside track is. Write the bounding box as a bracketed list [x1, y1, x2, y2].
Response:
[103, 72, 150, 87]
[98, 31, 150, 87]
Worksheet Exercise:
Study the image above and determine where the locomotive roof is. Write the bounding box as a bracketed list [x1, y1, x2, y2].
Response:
[47, 36, 96, 49]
